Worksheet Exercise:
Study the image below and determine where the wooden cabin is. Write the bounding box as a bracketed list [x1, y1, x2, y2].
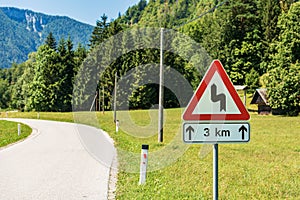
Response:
[250, 88, 271, 115]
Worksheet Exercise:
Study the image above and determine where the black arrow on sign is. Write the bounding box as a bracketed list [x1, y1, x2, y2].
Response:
[186, 126, 195, 140]
[239, 125, 247, 140]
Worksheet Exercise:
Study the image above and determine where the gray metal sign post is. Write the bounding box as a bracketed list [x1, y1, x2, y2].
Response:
[213, 144, 218, 200]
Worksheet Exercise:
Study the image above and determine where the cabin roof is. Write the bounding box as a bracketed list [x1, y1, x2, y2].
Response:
[250, 88, 269, 105]
[234, 85, 248, 90]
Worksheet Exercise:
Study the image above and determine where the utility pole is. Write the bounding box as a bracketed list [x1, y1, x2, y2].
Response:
[90, 92, 98, 112]
[113, 72, 117, 123]
[156, 0, 228, 143]
[158, 28, 164, 143]
[99, 88, 101, 112]
[102, 85, 105, 114]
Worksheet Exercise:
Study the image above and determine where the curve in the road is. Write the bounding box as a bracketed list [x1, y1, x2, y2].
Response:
[0, 119, 117, 200]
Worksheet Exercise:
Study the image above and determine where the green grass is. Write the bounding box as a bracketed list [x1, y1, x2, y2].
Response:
[0, 120, 32, 148]
[1, 110, 299, 199]
[113, 111, 300, 200]
[0, 111, 74, 122]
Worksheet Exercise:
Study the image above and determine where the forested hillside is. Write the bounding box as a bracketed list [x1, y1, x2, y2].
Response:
[0, 0, 299, 116]
[0, 7, 93, 68]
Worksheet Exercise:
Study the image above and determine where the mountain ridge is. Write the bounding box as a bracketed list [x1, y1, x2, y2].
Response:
[0, 7, 94, 68]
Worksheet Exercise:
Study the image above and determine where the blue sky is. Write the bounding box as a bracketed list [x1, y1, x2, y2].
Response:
[0, 0, 140, 25]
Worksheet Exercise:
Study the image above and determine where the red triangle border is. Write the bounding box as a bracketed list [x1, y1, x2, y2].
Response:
[183, 60, 250, 121]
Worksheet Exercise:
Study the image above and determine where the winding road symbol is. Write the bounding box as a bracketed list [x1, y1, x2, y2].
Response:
[211, 84, 226, 111]
[182, 60, 250, 121]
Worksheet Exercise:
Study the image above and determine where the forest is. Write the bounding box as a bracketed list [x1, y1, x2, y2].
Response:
[0, 0, 299, 116]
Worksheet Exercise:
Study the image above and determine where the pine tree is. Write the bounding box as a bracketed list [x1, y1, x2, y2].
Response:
[261, 0, 281, 43]
[0, 78, 10, 108]
[58, 38, 66, 58]
[61, 37, 75, 111]
[45, 32, 57, 50]
[259, 0, 281, 72]
[89, 14, 109, 48]
[74, 43, 87, 70]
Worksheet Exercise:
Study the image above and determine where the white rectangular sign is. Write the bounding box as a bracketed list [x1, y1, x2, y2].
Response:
[183, 122, 250, 143]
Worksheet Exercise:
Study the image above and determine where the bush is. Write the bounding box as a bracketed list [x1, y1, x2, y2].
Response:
[265, 63, 300, 116]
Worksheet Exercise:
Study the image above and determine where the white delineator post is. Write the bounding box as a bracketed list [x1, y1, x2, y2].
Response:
[102, 85, 105, 114]
[18, 123, 21, 136]
[116, 120, 119, 133]
[139, 144, 149, 185]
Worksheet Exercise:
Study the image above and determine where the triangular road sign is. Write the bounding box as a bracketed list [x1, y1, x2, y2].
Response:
[183, 60, 250, 121]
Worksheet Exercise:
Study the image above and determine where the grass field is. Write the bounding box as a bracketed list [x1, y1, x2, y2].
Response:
[1, 109, 299, 199]
[0, 120, 32, 148]
[111, 110, 300, 200]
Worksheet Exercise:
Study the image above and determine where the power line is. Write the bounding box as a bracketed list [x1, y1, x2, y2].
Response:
[175, 0, 229, 29]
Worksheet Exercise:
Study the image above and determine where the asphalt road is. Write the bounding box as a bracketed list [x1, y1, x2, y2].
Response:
[0, 119, 116, 200]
